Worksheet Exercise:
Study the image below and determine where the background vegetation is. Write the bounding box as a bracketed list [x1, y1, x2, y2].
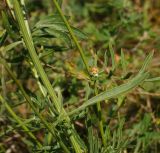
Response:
[0, 0, 160, 152]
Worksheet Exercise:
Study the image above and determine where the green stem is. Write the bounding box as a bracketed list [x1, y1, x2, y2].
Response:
[0, 94, 42, 148]
[1, 59, 6, 98]
[94, 81, 106, 146]
[12, 1, 82, 152]
[13, 0, 60, 113]
[0, 58, 70, 153]
[52, 0, 90, 74]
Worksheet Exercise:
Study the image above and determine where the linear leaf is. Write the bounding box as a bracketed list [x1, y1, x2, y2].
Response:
[139, 51, 154, 74]
[69, 72, 149, 115]
[4, 41, 22, 52]
[33, 14, 87, 40]
[145, 77, 160, 82]
[0, 30, 7, 46]
[120, 49, 127, 73]
[1, 11, 16, 39]
[109, 43, 116, 71]
[68, 53, 153, 115]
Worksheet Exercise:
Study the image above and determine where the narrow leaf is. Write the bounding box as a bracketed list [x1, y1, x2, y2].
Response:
[1, 11, 16, 39]
[4, 41, 22, 52]
[139, 51, 154, 73]
[145, 77, 160, 82]
[69, 72, 148, 115]
[120, 49, 127, 72]
[0, 30, 7, 46]
[109, 43, 116, 71]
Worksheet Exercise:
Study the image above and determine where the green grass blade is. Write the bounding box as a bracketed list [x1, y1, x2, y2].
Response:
[0, 94, 42, 148]
[4, 41, 22, 52]
[139, 51, 154, 74]
[0, 30, 7, 46]
[109, 43, 116, 71]
[69, 72, 148, 115]
[104, 51, 108, 67]
[1, 11, 16, 39]
[145, 77, 160, 82]
[121, 49, 127, 73]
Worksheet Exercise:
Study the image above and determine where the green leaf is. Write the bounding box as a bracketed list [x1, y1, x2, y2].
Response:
[3, 41, 22, 52]
[1, 11, 17, 39]
[104, 50, 108, 67]
[117, 95, 125, 107]
[32, 14, 87, 48]
[145, 77, 160, 82]
[120, 49, 127, 73]
[44, 28, 72, 46]
[109, 43, 116, 71]
[70, 52, 152, 116]
[0, 30, 7, 46]
[69, 72, 149, 115]
[34, 14, 87, 39]
[33, 14, 70, 28]
[139, 51, 154, 74]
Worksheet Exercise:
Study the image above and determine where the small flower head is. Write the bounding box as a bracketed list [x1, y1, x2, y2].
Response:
[90, 67, 99, 77]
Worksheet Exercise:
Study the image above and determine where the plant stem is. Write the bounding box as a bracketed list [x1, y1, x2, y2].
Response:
[94, 81, 106, 146]
[1, 61, 6, 98]
[0, 58, 70, 153]
[0, 94, 42, 148]
[13, 0, 60, 113]
[51, 0, 90, 74]
[12, 0, 83, 152]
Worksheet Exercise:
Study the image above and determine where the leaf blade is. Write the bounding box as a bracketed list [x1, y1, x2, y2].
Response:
[69, 72, 149, 115]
